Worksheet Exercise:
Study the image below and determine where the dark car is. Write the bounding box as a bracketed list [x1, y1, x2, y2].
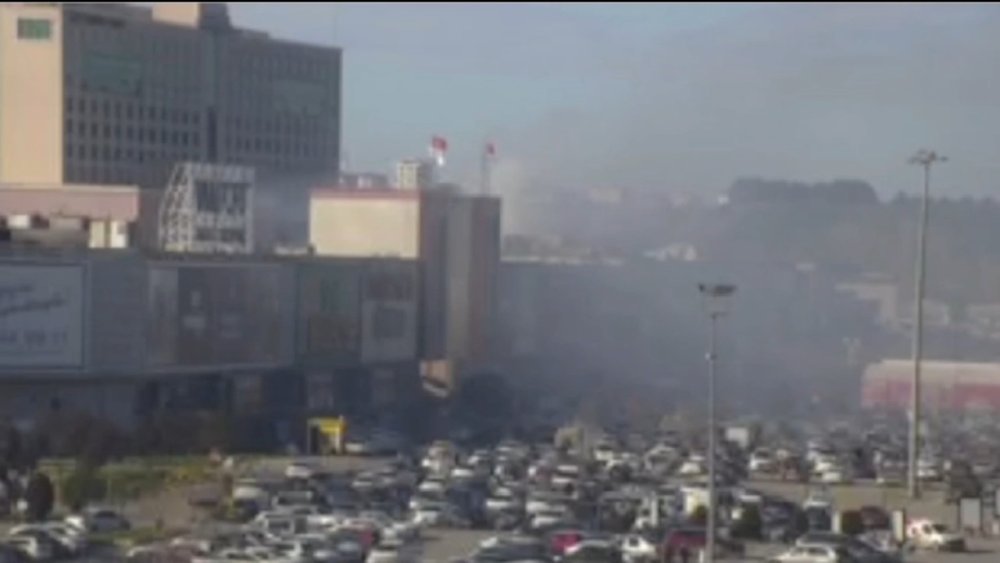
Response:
[804, 507, 832, 532]
[859, 505, 890, 531]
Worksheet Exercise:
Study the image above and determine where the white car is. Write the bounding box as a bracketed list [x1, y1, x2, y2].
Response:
[620, 533, 658, 562]
[65, 508, 130, 534]
[485, 490, 522, 513]
[416, 478, 446, 496]
[816, 467, 853, 485]
[677, 459, 706, 477]
[5, 535, 54, 561]
[365, 540, 422, 563]
[10, 524, 86, 556]
[749, 450, 777, 473]
[528, 506, 571, 531]
[906, 519, 965, 552]
[284, 462, 317, 480]
[771, 544, 849, 563]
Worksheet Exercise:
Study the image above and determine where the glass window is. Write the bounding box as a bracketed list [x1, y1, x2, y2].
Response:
[65, 118, 73, 135]
[103, 125, 110, 139]
[90, 123, 98, 137]
[65, 97, 73, 113]
[78, 99, 85, 113]
[17, 18, 51, 40]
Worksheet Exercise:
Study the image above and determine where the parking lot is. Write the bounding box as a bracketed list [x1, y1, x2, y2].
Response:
[6, 414, 1000, 562]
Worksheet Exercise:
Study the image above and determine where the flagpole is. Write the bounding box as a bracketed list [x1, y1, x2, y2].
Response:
[480, 145, 489, 195]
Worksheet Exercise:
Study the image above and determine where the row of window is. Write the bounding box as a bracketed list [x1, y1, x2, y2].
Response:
[66, 118, 200, 147]
[66, 97, 201, 125]
[225, 136, 328, 160]
[65, 142, 198, 164]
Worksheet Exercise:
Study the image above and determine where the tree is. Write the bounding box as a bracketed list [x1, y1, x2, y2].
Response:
[24, 472, 54, 522]
[60, 465, 106, 512]
[733, 504, 763, 540]
[689, 505, 708, 527]
[840, 509, 865, 536]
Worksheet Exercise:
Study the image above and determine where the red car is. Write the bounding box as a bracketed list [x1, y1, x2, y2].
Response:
[548, 529, 585, 557]
[662, 528, 744, 560]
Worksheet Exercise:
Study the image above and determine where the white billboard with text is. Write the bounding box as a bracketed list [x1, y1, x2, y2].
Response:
[0, 265, 84, 368]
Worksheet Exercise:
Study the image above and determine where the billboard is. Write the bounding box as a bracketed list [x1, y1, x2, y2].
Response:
[297, 262, 361, 362]
[0, 264, 84, 368]
[147, 262, 291, 368]
[361, 261, 418, 363]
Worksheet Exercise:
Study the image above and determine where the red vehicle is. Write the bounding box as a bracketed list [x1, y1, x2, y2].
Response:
[548, 529, 585, 557]
[662, 528, 744, 560]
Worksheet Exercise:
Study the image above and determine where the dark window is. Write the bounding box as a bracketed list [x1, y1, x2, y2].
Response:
[65, 97, 73, 113]
[77, 145, 86, 159]
[103, 100, 110, 117]
[65, 118, 73, 135]
[161, 130, 168, 143]
[17, 18, 51, 40]
[114, 103, 121, 119]
[91, 100, 99, 113]
[126, 127, 133, 140]
[90, 145, 99, 159]
[90, 123, 98, 137]
[103, 125, 110, 139]
[114, 148, 121, 160]
[78, 99, 85, 113]
[102, 146, 110, 160]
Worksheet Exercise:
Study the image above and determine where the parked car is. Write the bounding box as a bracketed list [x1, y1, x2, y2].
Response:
[906, 519, 965, 552]
[65, 508, 131, 534]
[771, 544, 850, 563]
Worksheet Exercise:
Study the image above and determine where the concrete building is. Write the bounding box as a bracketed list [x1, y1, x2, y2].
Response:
[863, 359, 1000, 413]
[309, 188, 502, 392]
[394, 158, 435, 191]
[0, 2, 341, 188]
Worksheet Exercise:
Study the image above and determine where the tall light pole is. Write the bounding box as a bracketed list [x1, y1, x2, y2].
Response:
[907, 149, 946, 499]
[698, 283, 736, 563]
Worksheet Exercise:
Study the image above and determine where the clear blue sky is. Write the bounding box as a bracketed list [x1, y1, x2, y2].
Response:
[229, 2, 1000, 196]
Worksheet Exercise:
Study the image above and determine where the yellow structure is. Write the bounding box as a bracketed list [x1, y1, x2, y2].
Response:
[307, 416, 346, 455]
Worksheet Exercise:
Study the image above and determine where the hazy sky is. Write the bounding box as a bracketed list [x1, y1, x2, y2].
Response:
[229, 2, 1000, 197]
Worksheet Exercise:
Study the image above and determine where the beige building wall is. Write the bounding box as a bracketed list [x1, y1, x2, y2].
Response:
[0, 4, 64, 184]
[310, 193, 420, 259]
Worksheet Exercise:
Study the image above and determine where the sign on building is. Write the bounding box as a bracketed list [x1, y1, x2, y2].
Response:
[0, 265, 84, 368]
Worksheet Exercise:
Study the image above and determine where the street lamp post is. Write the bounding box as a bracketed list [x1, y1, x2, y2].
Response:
[907, 149, 946, 500]
[698, 283, 736, 563]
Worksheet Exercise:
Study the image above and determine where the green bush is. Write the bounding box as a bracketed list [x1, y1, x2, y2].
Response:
[60, 466, 106, 512]
[840, 510, 865, 536]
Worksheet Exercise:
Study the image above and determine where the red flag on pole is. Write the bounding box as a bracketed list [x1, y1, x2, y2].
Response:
[430, 136, 448, 166]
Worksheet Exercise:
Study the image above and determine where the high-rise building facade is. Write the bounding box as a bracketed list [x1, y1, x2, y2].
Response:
[0, 2, 341, 188]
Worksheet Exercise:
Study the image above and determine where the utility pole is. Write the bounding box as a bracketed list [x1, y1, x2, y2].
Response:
[698, 283, 736, 563]
[907, 149, 946, 499]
